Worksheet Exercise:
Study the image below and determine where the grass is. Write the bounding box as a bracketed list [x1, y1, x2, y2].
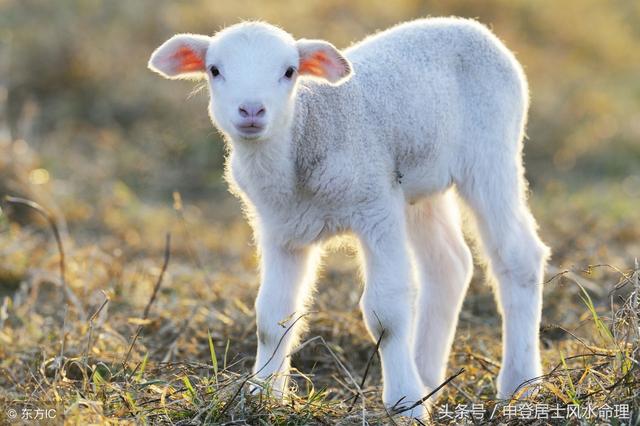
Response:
[0, 188, 638, 424]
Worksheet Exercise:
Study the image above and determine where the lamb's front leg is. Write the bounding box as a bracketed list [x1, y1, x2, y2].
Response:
[357, 204, 426, 419]
[252, 242, 320, 396]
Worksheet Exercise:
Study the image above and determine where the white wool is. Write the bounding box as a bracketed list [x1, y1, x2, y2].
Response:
[150, 18, 550, 418]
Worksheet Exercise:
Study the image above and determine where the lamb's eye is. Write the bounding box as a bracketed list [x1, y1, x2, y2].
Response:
[284, 66, 295, 79]
[210, 66, 220, 77]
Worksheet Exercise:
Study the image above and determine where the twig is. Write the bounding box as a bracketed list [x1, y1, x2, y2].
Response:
[577, 363, 637, 400]
[142, 233, 171, 319]
[347, 329, 384, 411]
[122, 233, 171, 370]
[460, 349, 500, 374]
[53, 306, 68, 386]
[287, 333, 370, 424]
[3, 195, 86, 319]
[547, 352, 615, 376]
[313, 335, 368, 424]
[217, 312, 311, 419]
[543, 323, 598, 354]
[392, 368, 465, 416]
[83, 291, 110, 391]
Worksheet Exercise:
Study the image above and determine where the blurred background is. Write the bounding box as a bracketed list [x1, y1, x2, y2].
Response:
[1, 0, 639, 259]
[2, 0, 639, 263]
[0, 1, 639, 421]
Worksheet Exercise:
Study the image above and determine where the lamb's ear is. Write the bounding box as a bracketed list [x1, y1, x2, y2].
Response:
[148, 34, 211, 80]
[296, 39, 352, 85]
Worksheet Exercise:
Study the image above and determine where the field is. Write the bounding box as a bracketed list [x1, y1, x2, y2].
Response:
[1, 1, 639, 424]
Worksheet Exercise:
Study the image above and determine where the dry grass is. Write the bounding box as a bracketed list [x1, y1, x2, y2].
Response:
[0, 185, 638, 424]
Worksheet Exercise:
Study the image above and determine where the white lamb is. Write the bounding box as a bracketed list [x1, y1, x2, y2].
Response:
[149, 18, 549, 418]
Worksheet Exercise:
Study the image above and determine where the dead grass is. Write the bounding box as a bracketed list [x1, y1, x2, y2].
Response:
[0, 188, 638, 424]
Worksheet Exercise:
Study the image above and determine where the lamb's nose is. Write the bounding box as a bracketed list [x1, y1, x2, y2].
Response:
[238, 102, 266, 118]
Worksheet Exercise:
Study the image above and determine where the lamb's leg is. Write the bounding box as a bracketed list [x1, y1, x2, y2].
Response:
[252, 243, 320, 396]
[406, 192, 473, 390]
[459, 162, 549, 399]
[357, 200, 426, 418]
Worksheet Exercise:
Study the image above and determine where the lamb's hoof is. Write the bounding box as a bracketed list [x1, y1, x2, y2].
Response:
[390, 401, 428, 420]
[247, 377, 286, 399]
[387, 392, 430, 421]
[497, 368, 542, 401]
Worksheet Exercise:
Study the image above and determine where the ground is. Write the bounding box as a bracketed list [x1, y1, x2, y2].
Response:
[0, 165, 638, 424]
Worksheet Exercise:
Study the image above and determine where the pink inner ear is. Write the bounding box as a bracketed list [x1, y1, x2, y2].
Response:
[299, 51, 333, 78]
[172, 46, 205, 72]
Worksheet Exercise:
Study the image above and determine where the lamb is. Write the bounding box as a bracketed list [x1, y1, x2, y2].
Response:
[149, 18, 550, 418]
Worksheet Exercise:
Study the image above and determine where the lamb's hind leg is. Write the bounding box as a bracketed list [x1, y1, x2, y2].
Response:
[406, 191, 473, 390]
[459, 158, 549, 399]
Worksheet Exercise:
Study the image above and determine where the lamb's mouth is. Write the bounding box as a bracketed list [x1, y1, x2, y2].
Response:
[235, 124, 265, 138]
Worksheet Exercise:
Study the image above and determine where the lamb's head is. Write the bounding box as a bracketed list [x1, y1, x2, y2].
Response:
[149, 22, 353, 141]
